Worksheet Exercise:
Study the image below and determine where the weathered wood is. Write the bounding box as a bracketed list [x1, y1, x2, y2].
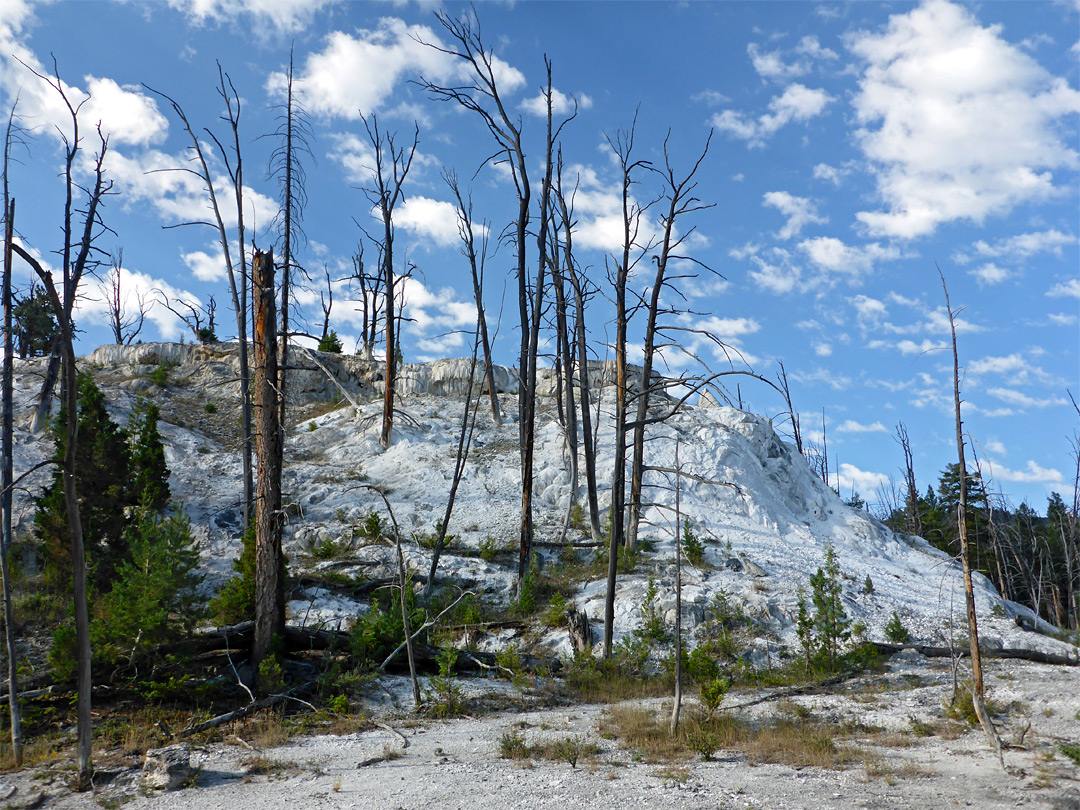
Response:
[871, 641, 1079, 667]
[567, 607, 591, 655]
[252, 248, 284, 687]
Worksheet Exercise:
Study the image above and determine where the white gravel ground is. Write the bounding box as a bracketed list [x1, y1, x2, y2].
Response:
[2, 654, 1077, 810]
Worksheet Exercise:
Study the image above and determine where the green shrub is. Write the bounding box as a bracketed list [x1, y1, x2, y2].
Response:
[424, 646, 463, 718]
[686, 646, 721, 685]
[682, 519, 705, 568]
[148, 365, 170, 387]
[204, 402, 217, 414]
[318, 330, 343, 353]
[499, 729, 529, 759]
[543, 593, 568, 629]
[636, 575, 669, 643]
[700, 676, 730, 715]
[209, 523, 257, 625]
[91, 506, 203, 663]
[885, 612, 910, 643]
[863, 575, 874, 595]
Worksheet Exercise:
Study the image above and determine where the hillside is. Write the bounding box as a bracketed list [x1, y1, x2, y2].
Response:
[9, 342, 1069, 662]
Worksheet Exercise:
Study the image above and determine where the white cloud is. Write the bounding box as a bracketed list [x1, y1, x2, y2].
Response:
[987, 387, 1068, 408]
[985, 459, 1063, 484]
[836, 463, 890, 496]
[762, 191, 827, 239]
[713, 83, 833, 147]
[983, 439, 1007, 455]
[269, 18, 525, 119]
[836, 419, 888, 433]
[164, 0, 341, 33]
[561, 164, 660, 253]
[848, 0, 1080, 239]
[968, 263, 1012, 286]
[181, 247, 228, 282]
[746, 250, 802, 294]
[1048, 312, 1079, 326]
[849, 294, 888, 327]
[691, 89, 731, 106]
[962, 228, 1075, 262]
[520, 87, 592, 117]
[796, 35, 839, 61]
[812, 162, 849, 186]
[0, 8, 168, 152]
[896, 338, 946, 356]
[1047, 278, 1080, 298]
[394, 196, 464, 248]
[798, 237, 900, 280]
[748, 43, 808, 81]
[813, 341, 832, 357]
[791, 367, 852, 390]
[969, 353, 1026, 376]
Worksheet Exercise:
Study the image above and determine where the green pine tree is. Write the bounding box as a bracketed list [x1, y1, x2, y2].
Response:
[128, 397, 171, 511]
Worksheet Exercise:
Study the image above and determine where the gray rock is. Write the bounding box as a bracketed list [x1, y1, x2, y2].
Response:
[143, 743, 193, 791]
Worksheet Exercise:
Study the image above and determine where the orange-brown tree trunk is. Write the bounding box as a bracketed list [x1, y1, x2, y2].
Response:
[252, 248, 284, 687]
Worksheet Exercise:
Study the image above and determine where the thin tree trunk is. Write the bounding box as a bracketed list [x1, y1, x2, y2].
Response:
[941, 269, 1000, 765]
[670, 438, 683, 735]
[1, 197, 21, 766]
[252, 249, 283, 684]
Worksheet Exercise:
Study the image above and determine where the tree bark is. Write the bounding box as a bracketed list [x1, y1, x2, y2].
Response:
[252, 248, 284, 686]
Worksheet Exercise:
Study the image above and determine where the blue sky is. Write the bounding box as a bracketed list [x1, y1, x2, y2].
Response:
[2, 0, 1078, 514]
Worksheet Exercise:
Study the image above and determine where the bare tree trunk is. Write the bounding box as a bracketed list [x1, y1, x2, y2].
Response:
[670, 438, 683, 736]
[627, 132, 712, 552]
[425, 338, 482, 595]
[445, 171, 500, 425]
[1, 194, 21, 767]
[940, 269, 1001, 764]
[252, 248, 284, 685]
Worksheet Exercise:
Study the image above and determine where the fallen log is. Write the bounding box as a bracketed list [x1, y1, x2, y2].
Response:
[177, 681, 316, 738]
[871, 642, 1079, 667]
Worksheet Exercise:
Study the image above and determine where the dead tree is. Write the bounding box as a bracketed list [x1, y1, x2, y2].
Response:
[360, 115, 417, 449]
[1, 100, 23, 766]
[251, 247, 284, 687]
[12, 132, 109, 791]
[776, 361, 803, 455]
[940, 268, 1000, 762]
[445, 169, 500, 425]
[269, 47, 314, 435]
[424, 333, 483, 596]
[419, 12, 569, 591]
[156, 292, 215, 343]
[317, 264, 334, 347]
[602, 119, 653, 658]
[349, 244, 381, 360]
[146, 66, 254, 526]
[626, 130, 714, 552]
[895, 422, 922, 537]
[105, 249, 148, 345]
[554, 164, 602, 544]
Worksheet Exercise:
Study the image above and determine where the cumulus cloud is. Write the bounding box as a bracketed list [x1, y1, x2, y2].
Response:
[1047, 278, 1080, 298]
[713, 83, 833, 147]
[798, 237, 900, 281]
[849, 294, 888, 328]
[968, 353, 1027, 376]
[762, 191, 827, 239]
[848, 0, 1080, 239]
[969, 263, 1012, 286]
[960, 228, 1075, 263]
[748, 43, 808, 81]
[393, 196, 468, 248]
[269, 17, 525, 119]
[836, 463, 890, 497]
[1, 5, 168, 151]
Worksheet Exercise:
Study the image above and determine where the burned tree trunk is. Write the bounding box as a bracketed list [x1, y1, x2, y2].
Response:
[252, 248, 284, 685]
